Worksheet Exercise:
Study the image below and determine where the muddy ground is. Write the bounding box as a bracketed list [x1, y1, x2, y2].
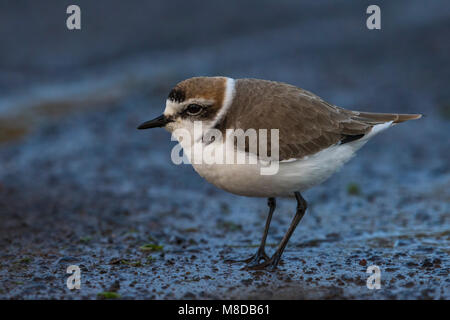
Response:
[0, 0, 449, 299]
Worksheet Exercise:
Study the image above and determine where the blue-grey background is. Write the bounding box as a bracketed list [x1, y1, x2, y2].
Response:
[0, 0, 448, 299]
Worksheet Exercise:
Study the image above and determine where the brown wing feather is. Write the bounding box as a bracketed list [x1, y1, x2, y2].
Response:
[350, 111, 422, 124]
[218, 79, 421, 160]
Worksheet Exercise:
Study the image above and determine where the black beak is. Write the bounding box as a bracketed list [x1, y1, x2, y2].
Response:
[137, 115, 172, 130]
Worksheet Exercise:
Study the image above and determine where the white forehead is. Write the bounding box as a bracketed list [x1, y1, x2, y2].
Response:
[163, 99, 181, 117]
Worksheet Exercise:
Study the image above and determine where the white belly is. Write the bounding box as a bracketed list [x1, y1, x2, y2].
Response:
[191, 140, 365, 197]
[180, 122, 392, 198]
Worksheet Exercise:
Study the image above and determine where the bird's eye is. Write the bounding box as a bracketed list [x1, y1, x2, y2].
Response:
[186, 104, 203, 116]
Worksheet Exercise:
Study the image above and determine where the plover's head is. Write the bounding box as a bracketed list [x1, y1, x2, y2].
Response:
[138, 77, 235, 138]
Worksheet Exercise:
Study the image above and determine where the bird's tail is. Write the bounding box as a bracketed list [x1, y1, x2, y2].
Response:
[352, 111, 423, 125]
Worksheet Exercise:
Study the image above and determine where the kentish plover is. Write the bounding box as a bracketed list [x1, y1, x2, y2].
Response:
[138, 76, 421, 270]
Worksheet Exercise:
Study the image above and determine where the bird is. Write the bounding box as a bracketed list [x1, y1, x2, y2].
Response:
[138, 76, 422, 271]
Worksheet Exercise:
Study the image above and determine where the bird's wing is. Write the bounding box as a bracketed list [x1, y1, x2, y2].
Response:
[218, 79, 375, 161]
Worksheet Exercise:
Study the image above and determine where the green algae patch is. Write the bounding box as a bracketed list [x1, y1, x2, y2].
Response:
[139, 244, 164, 252]
[347, 183, 361, 196]
[97, 292, 121, 299]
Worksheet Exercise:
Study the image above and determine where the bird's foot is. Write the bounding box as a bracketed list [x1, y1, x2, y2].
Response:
[244, 251, 270, 267]
[244, 255, 281, 271]
[223, 255, 249, 264]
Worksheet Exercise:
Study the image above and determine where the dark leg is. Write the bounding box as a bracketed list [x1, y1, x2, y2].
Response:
[247, 192, 307, 271]
[245, 197, 276, 267]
